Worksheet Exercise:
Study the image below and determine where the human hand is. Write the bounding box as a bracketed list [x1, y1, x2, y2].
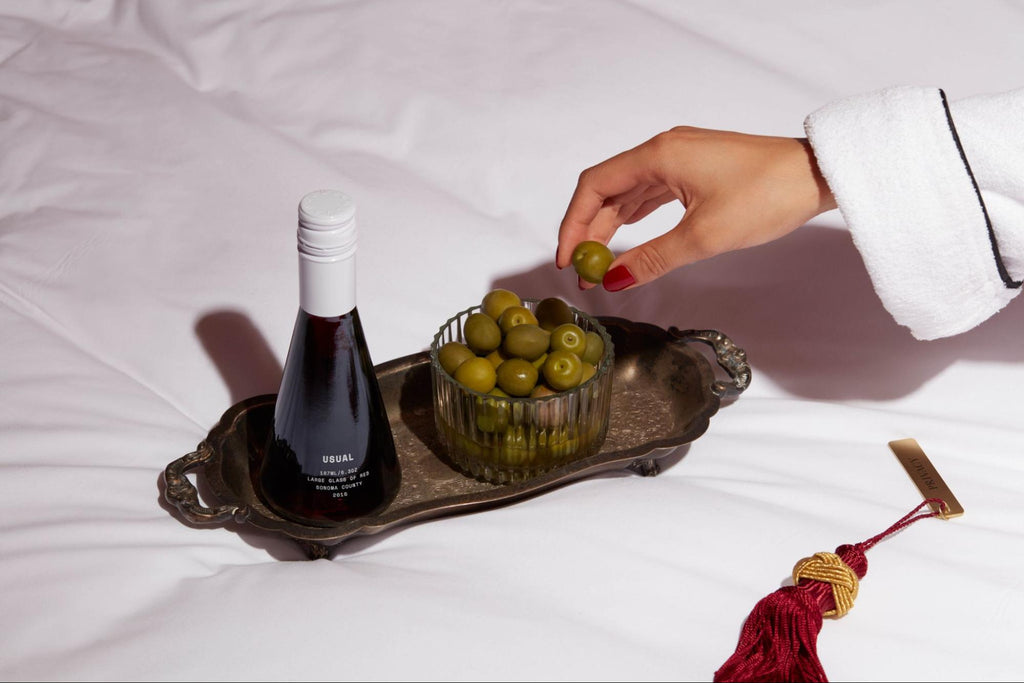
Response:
[555, 127, 837, 291]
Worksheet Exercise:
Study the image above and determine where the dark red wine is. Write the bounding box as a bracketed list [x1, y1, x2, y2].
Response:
[260, 308, 399, 526]
[258, 189, 400, 527]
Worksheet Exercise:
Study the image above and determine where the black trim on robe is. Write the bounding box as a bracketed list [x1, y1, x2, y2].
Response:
[939, 89, 1022, 289]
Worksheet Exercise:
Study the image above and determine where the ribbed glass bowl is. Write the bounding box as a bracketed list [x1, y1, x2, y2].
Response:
[430, 300, 614, 484]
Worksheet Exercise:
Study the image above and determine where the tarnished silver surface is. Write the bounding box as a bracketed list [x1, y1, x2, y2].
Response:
[163, 318, 748, 558]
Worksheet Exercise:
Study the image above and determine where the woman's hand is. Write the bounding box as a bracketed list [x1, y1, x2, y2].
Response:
[555, 127, 837, 291]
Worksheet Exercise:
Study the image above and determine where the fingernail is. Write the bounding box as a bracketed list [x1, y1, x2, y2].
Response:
[603, 265, 635, 292]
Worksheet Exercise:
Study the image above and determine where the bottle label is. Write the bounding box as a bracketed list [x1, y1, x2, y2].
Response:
[298, 254, 356, 317]
[305, 454, 373, 499]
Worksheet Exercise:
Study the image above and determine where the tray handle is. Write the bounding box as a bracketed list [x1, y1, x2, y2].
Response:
[163, 444, 250, 524]
[668, 328, 751, 397]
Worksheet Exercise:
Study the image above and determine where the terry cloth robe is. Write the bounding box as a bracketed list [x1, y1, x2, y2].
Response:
[804, 86, 1024, 341]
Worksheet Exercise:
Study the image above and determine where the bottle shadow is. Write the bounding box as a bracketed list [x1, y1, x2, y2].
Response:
[492, 224, 1024, 401]
[156, 309, 310, 560]
[195, 309, 283, 404]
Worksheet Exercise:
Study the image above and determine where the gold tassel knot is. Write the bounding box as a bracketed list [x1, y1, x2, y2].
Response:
[792, 551, 859, 618]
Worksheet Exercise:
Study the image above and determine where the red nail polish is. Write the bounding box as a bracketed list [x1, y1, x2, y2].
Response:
[603, 265, 635, 292]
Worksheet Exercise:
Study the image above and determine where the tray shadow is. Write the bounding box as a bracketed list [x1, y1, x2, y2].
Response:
[156, 470, 310, 561]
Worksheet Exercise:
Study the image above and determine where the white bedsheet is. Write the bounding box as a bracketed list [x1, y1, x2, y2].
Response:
[3, 1, 1024, 680]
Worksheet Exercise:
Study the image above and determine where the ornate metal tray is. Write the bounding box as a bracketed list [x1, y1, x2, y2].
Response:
[163, 318, 749, 559]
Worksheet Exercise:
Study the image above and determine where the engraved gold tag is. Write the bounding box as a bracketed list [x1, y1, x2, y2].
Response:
[888, 438, 964, 519]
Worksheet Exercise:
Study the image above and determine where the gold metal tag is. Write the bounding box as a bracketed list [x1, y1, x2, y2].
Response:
[888, 438, 964, 519]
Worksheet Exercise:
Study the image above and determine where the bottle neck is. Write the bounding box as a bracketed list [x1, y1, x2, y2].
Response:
[298, 251, 356, 317]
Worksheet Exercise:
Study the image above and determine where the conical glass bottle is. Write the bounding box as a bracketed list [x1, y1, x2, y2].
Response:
[259, 189, 400, 526]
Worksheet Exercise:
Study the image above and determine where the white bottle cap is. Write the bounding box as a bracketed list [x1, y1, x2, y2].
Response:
[296, 190, 358, 317]
[297, 189, 357, 260]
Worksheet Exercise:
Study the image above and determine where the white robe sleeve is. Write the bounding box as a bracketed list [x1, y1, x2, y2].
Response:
[803, 86, 1024, 340]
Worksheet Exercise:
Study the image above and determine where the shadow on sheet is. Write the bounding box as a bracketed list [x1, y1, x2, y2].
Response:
[169, 224, 1024, 557]
[492, 224, 1024, 401]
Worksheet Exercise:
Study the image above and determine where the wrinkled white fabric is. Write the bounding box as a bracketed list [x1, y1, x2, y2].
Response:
[805, 86, 1024, 340]
[3, 2, 1024, 682]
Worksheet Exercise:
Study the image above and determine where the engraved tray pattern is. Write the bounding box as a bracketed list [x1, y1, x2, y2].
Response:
[164, 317, 749, 558]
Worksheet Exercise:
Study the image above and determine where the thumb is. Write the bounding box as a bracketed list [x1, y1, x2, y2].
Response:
[602, 216, 710, 292]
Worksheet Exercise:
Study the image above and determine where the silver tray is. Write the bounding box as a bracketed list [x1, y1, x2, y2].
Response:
[163, 317, 749, 559]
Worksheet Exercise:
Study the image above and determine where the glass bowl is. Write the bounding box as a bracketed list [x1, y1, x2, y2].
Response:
[430, 300, 614, 484]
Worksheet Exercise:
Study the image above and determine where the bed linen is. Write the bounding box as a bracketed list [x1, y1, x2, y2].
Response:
[2, 1, 1023, 680]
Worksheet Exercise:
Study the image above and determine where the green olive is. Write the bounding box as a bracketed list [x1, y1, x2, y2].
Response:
[455, 433, 482, 459]
[502, 323, 549, 361]
[543, 349, 583, 391]
[438, 341, 476, 376]
[475, 413, 502, 434]
[530, 383, 557, 398]
[547, 436, 579, 461]
[485, 348, 508, 368]
[580, 331, 605, 365]
[548, 323, 587, 356]
[531, 352, 548, 370]
[463, 312, 502, 354]
[502, 425, 528, 454]
[496, 358, 539, 397]
[571, 240, 615, 284]
[476, 395, 510, 433]
[497, 305, 539, 335]
[580, 362, 597, 384]
[454, 356, 497, 393]
[501, 446, 530, 466]
[481, 289, 521, 321]
[535, 297, 575, 331]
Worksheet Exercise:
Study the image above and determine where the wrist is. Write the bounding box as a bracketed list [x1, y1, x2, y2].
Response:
[797, 137, 838, 215]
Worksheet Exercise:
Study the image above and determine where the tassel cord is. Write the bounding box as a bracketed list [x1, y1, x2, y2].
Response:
[856, 498, 947, 552]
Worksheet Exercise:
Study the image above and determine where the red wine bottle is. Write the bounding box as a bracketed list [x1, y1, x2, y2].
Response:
[259, 189, 400, 527]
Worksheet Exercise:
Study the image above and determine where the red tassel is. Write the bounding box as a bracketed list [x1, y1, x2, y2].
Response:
[713, 500, 945, 683]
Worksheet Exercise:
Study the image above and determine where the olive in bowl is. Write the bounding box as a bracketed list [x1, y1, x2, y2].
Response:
[429, 295, 614, 484]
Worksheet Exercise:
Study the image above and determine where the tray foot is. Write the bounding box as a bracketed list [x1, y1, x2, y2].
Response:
[297, 540, 331, 560]
[628, 458, 661, 477]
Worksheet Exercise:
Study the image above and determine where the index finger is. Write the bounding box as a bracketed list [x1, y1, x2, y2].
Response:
[555, 146, 653, 269]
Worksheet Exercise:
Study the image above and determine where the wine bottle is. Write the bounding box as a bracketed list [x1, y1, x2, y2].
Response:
[259, 189, 400, 527]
